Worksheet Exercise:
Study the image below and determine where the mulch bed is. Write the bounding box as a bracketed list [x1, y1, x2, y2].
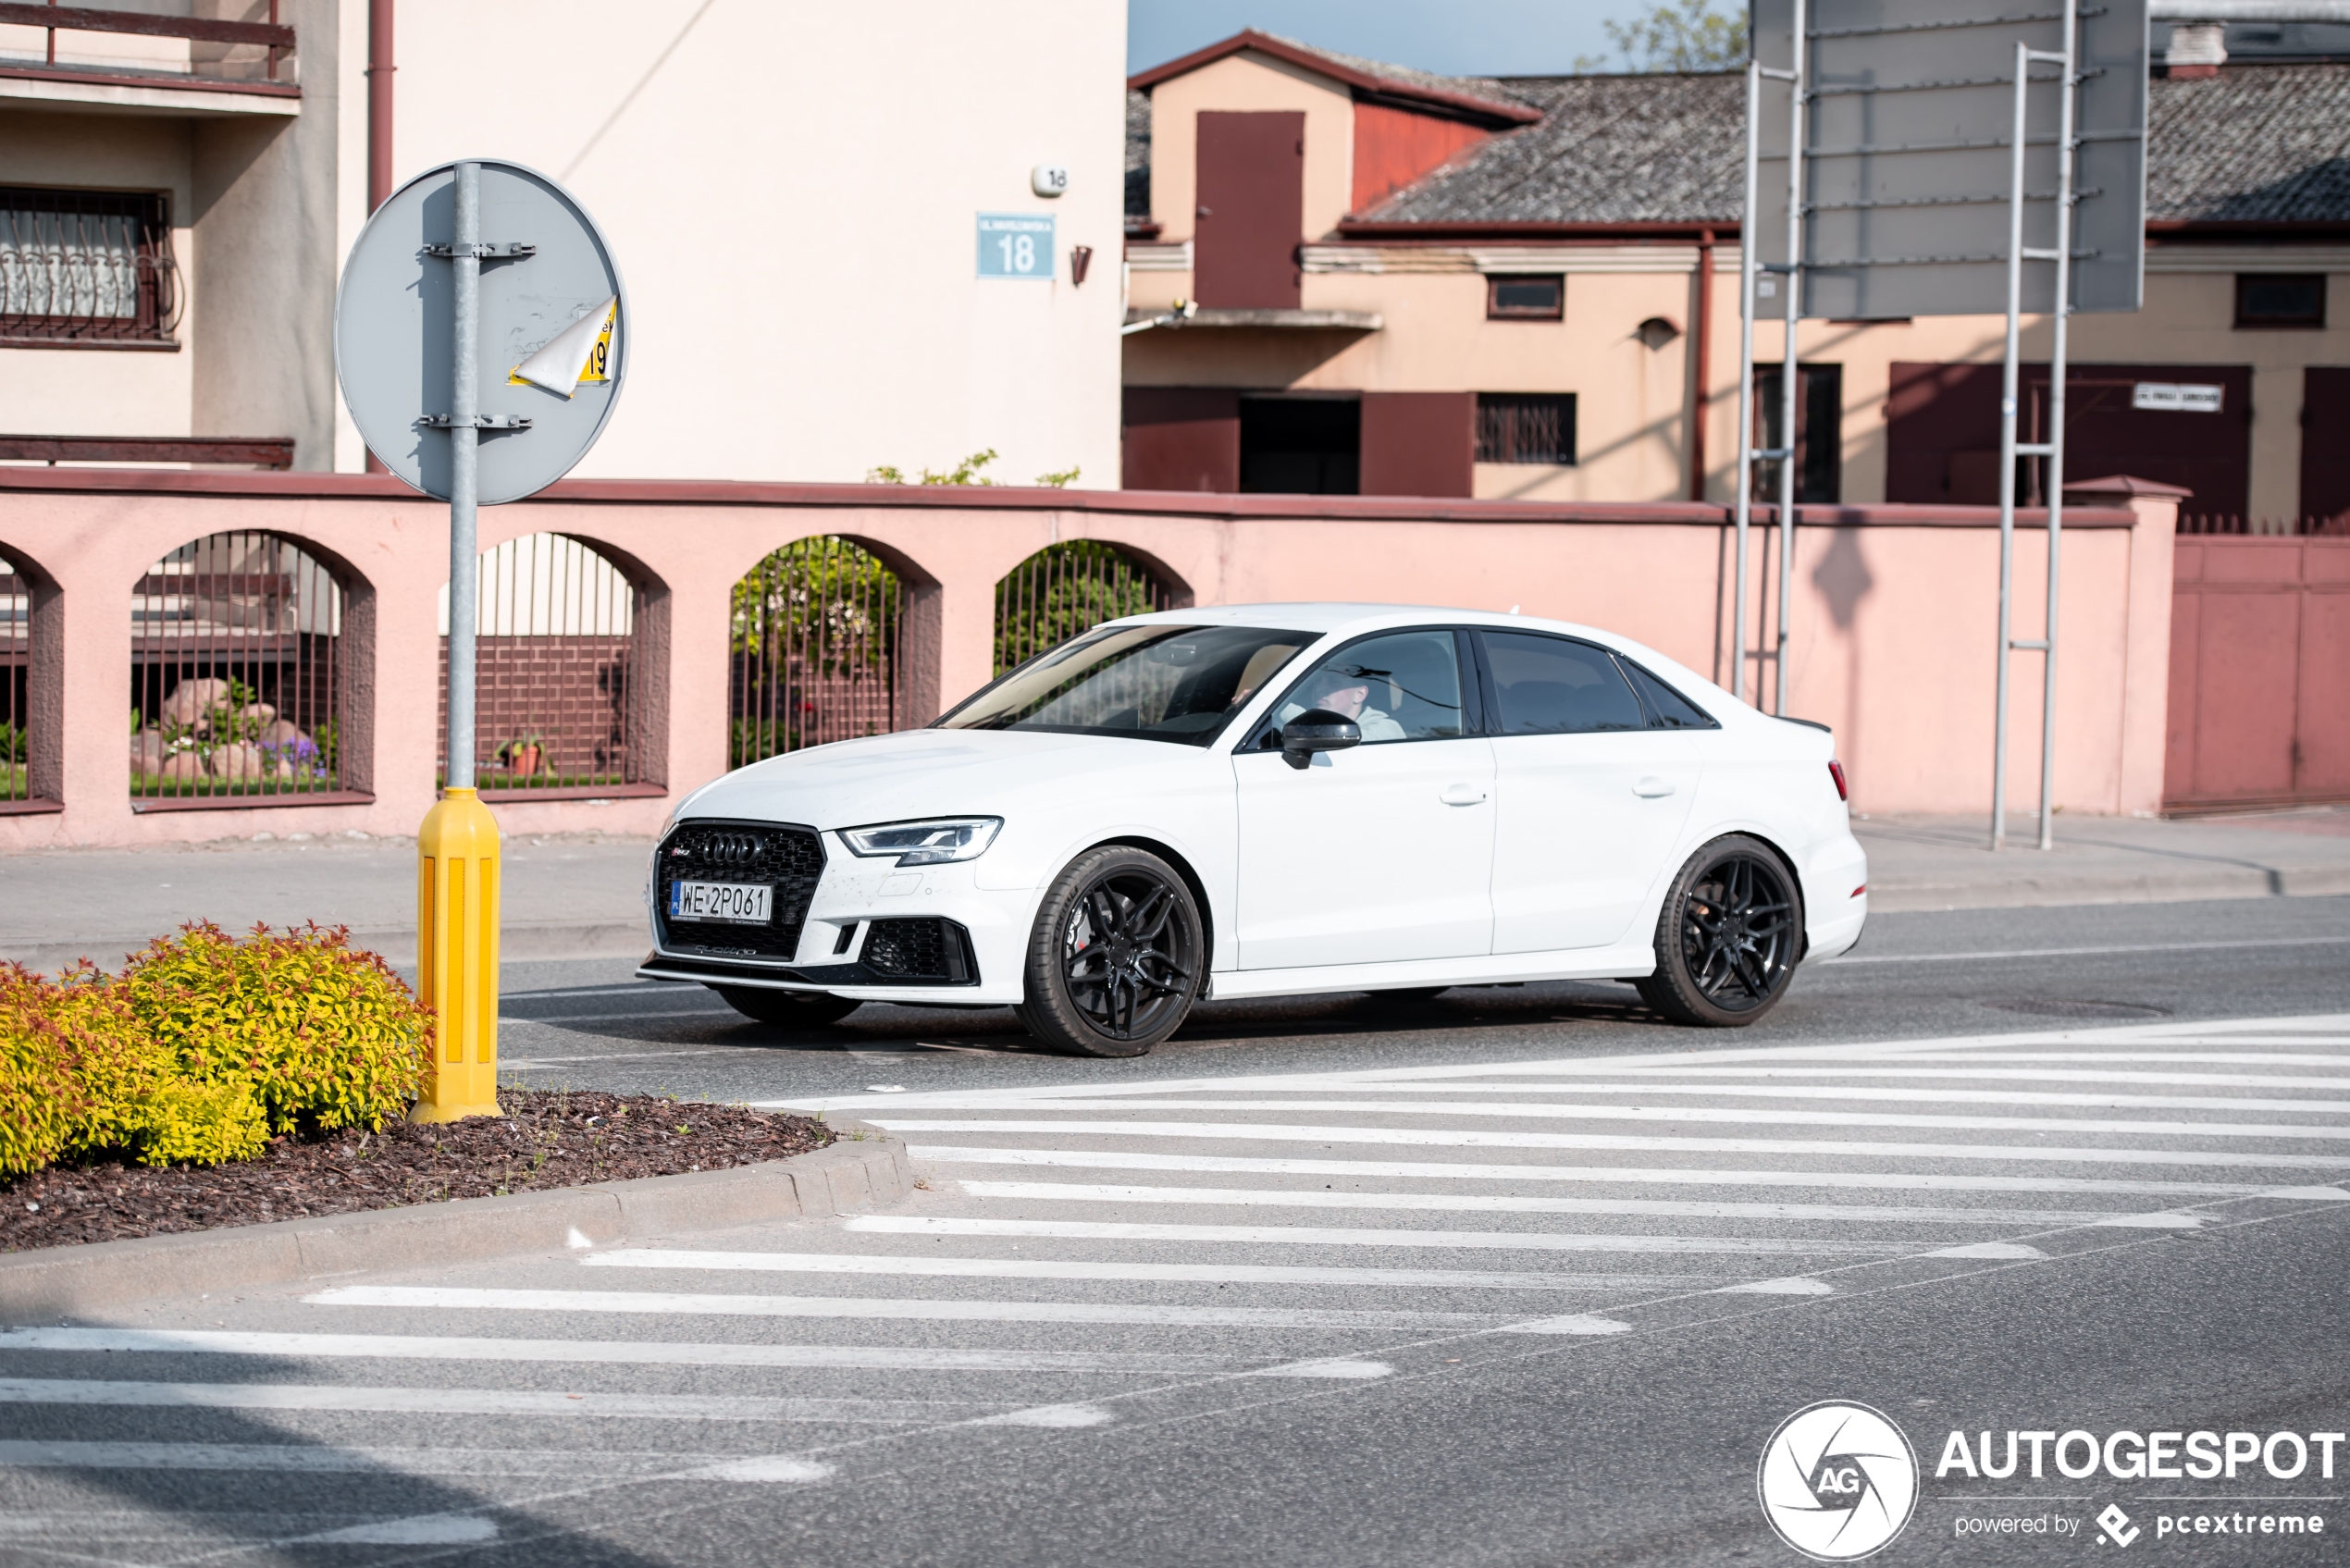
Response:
[0, 1091, 831, 1254]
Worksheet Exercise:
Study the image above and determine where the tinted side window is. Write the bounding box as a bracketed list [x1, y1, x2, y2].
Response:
[1620, 659, 1719, 729]
[1270, 630, 1466, 744]
[1480, 632, 1644, 734]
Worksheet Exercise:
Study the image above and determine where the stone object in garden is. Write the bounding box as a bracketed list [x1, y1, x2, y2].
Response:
[256, 718, 303, 748]
[157, 751, 206, 782]
[240, 701, 277, 726]
[209, 744, 267, 781]
[158, 678, 232, 728]
[130, 729, 167, 773]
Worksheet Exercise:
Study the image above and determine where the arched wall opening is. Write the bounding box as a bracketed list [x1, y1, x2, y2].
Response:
[439, 532, 665, 793]
[728, 536, 909, 768]
[0, 546, 61, 809]
[130, 532, 365, 804]
[992, 540, 1183, 676]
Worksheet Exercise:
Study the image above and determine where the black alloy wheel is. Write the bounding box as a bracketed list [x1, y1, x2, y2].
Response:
[1018, 845, 1205, 1056]
[713, 985, 862, 1029]
[1636, 834, 1804, 1027]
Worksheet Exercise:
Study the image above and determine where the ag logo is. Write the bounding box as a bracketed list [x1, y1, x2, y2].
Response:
[1758, 1401, 1920, 1561]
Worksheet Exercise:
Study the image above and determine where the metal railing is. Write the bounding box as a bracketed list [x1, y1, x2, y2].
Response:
[439, 533, 641, 791]
[0, 555, 25, 803]
[1474, 394, 1577, 465]
[729, 536, 902, 768]
[130, 532, 343, 802]
[2179, 514, 2350, 537]
[0, 189, 177, 344]
[0, 2, 295, 83]
[994, 541, 1170, 675]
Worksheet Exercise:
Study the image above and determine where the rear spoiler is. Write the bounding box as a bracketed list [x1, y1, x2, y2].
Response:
[1776, 716, 1832, 735]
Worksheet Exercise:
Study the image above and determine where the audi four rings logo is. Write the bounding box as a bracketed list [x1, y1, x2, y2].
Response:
[1759, 1402, 1922, 1561]
[692, 833, 761, 866]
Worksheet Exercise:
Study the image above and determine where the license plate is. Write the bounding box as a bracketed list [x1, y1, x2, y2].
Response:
[667, 881, 773, 925]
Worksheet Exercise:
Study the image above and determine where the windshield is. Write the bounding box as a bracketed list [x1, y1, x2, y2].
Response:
[935, 624, 1316, 746]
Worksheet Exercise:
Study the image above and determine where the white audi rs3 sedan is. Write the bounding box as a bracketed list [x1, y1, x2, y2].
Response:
[639, 605, 1868, 1055]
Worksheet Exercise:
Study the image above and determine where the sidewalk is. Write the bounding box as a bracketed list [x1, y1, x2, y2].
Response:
[2, 809, 2346, 974]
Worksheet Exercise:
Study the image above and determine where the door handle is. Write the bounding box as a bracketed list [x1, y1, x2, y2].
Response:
[1440, 784, 1489, 806]
[1632, 776, 1676, 798]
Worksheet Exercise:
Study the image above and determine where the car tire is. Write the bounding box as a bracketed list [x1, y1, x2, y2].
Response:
[712, 985, 862, 1029]
[1019, 845, 1205, 1057]
[1635, 834, 1804, 1028]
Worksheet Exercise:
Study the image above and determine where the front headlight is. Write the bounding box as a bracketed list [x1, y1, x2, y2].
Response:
[838, 816, 1003, 867]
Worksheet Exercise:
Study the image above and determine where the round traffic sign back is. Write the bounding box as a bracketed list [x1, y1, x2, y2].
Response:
[335, 158, 627, 504]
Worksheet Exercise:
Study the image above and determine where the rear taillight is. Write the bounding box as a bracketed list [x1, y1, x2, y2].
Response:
[1827, 759, 1849, 801]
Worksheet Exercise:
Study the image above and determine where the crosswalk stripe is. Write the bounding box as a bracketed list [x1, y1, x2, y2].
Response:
[869, 1120, 2350, 1169]
[303, 1286, 1504, 1330]
[844, 1215, 1921, 1255]
[0, 1440, 811, 1478]
[582, 1250, 1709, 1291]
[908, 1145, 2344, 1199]
[1152, 1084, 2350, 1114]
[1490, 1068, 2350, 1089]
[947, 1179, 2135, 1226]
[1826, 1054, 2350, 1068]
[0, 1327, 1227, 1375]
[869, 1099, 2350, 1141]
[0, 1378, 968, 1425]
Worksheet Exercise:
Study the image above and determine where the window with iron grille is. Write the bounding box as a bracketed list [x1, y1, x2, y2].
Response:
[0, 188, 177, 345]
[439, 534, 645, 791]
[994, 540, 1171, 674]
[1475, 393, 1577, 465]
[730, 536, 904, 768]
[131, 534, 345, 802]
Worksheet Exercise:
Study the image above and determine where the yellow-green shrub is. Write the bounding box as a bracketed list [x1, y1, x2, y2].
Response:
[118, 922, 434, 1137]
[0, 964, 84, 1179]
[0, 924, 432, 1179]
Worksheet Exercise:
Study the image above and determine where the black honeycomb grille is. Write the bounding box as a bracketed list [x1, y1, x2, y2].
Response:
[655, 821, 825, 959]
[863, 918, 970, 982]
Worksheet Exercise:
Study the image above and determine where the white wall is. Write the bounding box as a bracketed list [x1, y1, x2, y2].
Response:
[342, 0, 1127, 488]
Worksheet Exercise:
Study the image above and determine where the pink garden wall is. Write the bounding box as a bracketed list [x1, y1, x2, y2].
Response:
[0, 469, 2176, 848]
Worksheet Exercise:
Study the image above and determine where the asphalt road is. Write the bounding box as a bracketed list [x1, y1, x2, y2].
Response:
[4, 896, 2347, 1568]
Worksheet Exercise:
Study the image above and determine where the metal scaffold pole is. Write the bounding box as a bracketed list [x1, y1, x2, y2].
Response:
[1775, 0, 1807, 718]
[2035, 0, 2082, 852]
[1733, 60, 1762, 707]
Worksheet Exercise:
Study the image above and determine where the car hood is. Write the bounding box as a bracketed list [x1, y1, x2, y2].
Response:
[674, 728, 1212, 832]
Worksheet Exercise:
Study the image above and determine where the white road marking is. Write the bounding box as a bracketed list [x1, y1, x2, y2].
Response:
[1499, 1315, 1633, 1335]
[303, 1516, 501, 1546]
[1820, 935, 2350, 964]
[1717, 1278, 1836, 1295]
[902, 1142, 2331, 1204]
[303, 1286, 1503, 1331]
[1166, 1083, 2350, 1115]
[1926, 1242, 2047, 1259]
[0, 1327, 1227, 1375]
[0, 1377, 962, 1425]
[869, 1098, 2350, 1141]
[870, 1120, 2350, 1170]
[582, 1250, 1704, 1291]
[1249, 1359, 1394, 1379]
[844, 1215, 1917, 1255]
[971, 1403, 1114, 1428]
[908, 1145, 2336, 1199]
[0, 1441, 757, 1477]
[1490, 1067, 2350, 1089]
[948, 1179, 2136, 1227]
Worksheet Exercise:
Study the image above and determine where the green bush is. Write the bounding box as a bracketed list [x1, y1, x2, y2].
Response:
[0, 924, 432, 1180]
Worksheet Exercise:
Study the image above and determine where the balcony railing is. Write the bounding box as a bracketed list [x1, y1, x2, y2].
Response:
[0, 3, 296, 90]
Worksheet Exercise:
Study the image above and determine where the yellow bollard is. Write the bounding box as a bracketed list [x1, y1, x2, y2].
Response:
[412, 786, 502, 1121]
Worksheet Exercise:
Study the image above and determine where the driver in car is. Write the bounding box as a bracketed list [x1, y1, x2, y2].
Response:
[1275, 666, 1406, 742]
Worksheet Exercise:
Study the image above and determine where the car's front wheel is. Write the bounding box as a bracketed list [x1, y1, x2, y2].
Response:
[1017, 845, 1205, 1056]
[712, 985, 861, 1029]
[1635, 834, 1804, 1027]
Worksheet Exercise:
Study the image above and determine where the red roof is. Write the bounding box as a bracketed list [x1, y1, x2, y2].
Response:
[1128, 30, 1541, 126]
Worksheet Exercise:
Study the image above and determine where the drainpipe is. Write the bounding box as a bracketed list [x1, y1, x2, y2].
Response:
[1690, 227, 1714, 502]
[365, 0, 394, 473]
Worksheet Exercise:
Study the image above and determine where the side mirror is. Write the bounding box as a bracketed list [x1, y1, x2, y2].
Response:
[1279, 709, 1362, 771]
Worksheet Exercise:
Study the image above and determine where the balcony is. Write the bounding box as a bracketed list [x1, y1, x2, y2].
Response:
[0, 3, 298, 116]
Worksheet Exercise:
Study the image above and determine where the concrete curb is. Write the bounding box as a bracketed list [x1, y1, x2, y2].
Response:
[1867, 865, 2350, 913]
[0, 1122, 913, 1323]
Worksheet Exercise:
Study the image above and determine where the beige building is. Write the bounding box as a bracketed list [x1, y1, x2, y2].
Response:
[1, 1, 1128, 487]
[1120, 31, 2350, 525]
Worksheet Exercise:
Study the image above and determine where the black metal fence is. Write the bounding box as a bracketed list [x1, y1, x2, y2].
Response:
[993, 541, 1169, 675]
[439, 533, 642, 791]
[729, 537, 902, 767]
[0, 555, 25, 802]
[130, 533, 343, 801]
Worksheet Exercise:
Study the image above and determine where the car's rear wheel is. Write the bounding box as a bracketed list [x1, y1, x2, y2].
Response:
[712, 985, 861, 1029]
[1018, 846, 1204, 1056]
[1636, 835, 1803, 1027]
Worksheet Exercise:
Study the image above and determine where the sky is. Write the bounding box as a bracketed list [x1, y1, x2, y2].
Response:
[1126, 0, 1658, 78]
